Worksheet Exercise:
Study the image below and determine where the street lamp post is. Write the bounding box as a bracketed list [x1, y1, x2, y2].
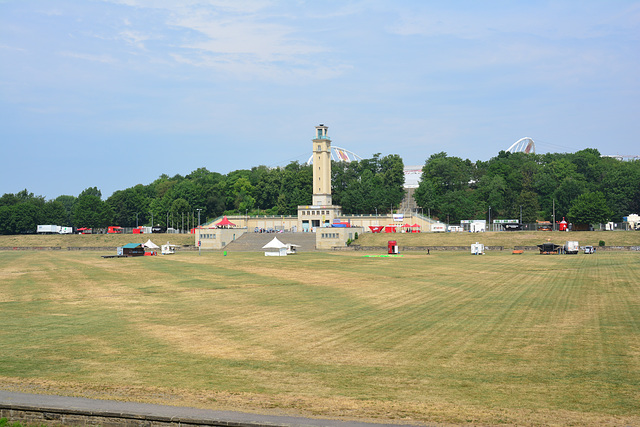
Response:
[489, 206, 491, 232]
[196, 209, 202, 256]
[136, 212, 139, 228]
[520, 205, 523, 225]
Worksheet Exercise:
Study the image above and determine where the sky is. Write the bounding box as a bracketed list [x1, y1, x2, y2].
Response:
[1, 1, 639, 200]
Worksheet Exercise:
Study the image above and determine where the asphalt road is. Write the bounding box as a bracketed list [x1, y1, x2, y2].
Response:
[0, 390, 426, 427]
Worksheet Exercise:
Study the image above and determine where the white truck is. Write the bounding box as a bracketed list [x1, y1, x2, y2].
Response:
[565, 241, 579, 254]
[37, 225, 74, 234]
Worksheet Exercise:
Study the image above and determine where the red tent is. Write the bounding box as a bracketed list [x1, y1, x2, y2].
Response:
[216, 216, 236, 228]
[411, 223, 421, 233]
[384, 225, 397, 233]
[369, 225, 384, 233]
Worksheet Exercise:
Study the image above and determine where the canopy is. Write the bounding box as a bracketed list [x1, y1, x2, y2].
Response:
[217, 216, 236, 227]
[369, 225, 384, 233]
[143, 239, 159, 249]
[262, 237, 287, 249]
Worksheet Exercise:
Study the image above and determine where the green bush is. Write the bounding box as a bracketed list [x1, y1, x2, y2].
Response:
[0, 419, 48, 427]
[599, 240, 605, 246]
[0, 418, 30, 427]
[354, 232, 359, 240]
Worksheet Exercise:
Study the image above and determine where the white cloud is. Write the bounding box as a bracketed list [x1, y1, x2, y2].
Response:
[60, 51, 118, 64]
[102, 0, 272, 15]
[0, 44, 26, 52]
[96, 0, 344, 80]
[118, 29, 153, 49]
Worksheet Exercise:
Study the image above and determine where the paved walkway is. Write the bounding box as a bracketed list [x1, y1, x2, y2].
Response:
[0, 390, 425, 427]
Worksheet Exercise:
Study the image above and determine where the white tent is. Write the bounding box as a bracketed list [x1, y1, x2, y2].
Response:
[262, 237, 288, 256]
[143, 239, 159, 249]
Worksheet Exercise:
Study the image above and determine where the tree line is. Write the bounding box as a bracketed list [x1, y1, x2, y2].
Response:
[1, 149, 638, 234]
[413, 149, 640, 225]
[0, 154, 405, 234]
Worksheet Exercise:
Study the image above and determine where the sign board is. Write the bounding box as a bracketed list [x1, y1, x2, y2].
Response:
[493, 219, 518, 224]
[461, 220, 486, 224]
[393, 214, 404, 222]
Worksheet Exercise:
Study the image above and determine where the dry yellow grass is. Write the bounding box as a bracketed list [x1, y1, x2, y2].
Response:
[1, 250, 639, 425]
[357, 230, 640, 248]
[0, 233, 194, 248]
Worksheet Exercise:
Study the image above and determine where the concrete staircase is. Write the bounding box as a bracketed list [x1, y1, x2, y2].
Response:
[223, 232, 317, 252]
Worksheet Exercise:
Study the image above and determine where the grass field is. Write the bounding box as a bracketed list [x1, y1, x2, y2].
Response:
[356, 230, 640, 248]
[1, 230, 639, 250]
[0, 233, 195, 248]
[1, 249, 639, 425]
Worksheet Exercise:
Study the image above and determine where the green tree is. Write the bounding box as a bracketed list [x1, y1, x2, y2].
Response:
[72, 190, 114, 228]
[568, 192, 613, 226]
[232, 177, 256, 213]
[54, 195, 76, 225]
[517, 190, 541, 223]
[42, 201, 68, 225]
[170, 198, 191, 230]
[107, 185, 149, 227]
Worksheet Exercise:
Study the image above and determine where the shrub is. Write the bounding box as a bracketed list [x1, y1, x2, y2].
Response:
[599, 240, 605, 247]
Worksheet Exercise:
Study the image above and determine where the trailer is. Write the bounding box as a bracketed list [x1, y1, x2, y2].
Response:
[537, 242, 563, 254]
[431, 223, 446, 232]
[37, 225, 60, 234]
[59, 226, 74, 234]
[624, 214, 640, 230]
[565, 241, 579, 254]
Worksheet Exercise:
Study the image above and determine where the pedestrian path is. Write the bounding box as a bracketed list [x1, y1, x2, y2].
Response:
[0, 390, 425, 427]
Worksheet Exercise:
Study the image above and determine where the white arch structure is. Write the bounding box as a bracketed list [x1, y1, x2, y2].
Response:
[306, 146, 363, 165]
[506, 137, 536, 154]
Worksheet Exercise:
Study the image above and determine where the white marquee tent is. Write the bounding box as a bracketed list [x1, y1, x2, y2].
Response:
[262, 237, 288, 256]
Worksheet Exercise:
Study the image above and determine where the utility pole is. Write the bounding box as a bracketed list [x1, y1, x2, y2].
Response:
[553, 200, 556, 231]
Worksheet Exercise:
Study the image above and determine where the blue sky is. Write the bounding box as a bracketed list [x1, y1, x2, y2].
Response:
[1, 1, 639, 200]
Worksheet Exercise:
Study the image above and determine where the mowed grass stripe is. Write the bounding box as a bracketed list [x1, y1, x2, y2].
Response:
[1, 250, 639, 425]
